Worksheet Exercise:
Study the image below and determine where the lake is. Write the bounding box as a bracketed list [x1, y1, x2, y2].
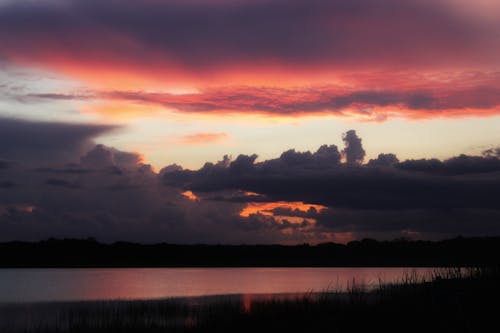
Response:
[0, 267, 437, 303]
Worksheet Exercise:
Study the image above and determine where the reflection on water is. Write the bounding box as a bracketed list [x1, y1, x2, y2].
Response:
[0, 267, 437, 303]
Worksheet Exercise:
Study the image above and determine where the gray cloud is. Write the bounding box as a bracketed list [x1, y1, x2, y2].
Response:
[45, 178, 81, 189]
[0, 159, 15, 170]
[398, 154, 500, 175]
[161, 130, 500, 239]
[483, 147, 500, 158]
[0, 117, 117, 167]
[1, 122, 500, 243]
[0, 132, 313, 243]
[342, 130, 365, 164]
[367, 153, 399, 167]
[315, 208, 500, 237]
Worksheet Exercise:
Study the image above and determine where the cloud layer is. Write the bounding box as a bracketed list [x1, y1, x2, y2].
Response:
[2, 1, 500, 122]
[162, 130, 500, 240]
[1, 120, 493, 244]
[0, 117, 116, 166]
[1, 0, 499, 80]
[21, 77, 500, 120]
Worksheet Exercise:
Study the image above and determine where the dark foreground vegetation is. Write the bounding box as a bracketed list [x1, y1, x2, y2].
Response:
[1, 236, 500, 267]
[0, 267, 498, 333]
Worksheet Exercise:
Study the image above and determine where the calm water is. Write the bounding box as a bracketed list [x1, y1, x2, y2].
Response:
[0, 267, 436, 303]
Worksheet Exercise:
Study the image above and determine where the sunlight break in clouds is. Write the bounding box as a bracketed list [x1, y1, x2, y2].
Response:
[239, 201, 327, 224]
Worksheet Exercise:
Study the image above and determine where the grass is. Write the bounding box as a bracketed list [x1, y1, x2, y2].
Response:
[1, 266, 499, 333]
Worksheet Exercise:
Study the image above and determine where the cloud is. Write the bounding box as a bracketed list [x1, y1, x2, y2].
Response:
[314, 208, 500, 237]
[45, 178, 81, 189]
[104, 83, 500, 119]
[0, 181, 15, 188]
[367, 153, 399, 168]
[28, 82, 499, 120]
[80, 144, 143, 170]
[0, 0, 499, 86]
[0, 117, 117, 166]
[165, 161, 500, 211]
[0, 160, 15, 170]
[342, 130, 365, 164]
[161, 130, 500, 239]
[1, 124, 500, 243]
[25, 93, 94, 101]
[0, 135, 318, 243]
[483, 147, 500, 158]
[179, 132, 229, 145]
[398, 155, 500, 175]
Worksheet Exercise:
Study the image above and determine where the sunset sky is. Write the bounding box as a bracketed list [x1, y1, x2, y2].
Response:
[1, 0, 499, 244]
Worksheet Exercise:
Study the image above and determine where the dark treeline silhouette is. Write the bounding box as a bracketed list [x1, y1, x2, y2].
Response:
[1, 237, 500, 267]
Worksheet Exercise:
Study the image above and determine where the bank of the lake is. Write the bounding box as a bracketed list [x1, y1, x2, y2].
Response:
[2, 237, 500, 268]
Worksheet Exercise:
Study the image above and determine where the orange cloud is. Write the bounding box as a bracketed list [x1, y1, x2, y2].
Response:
[19, 68, 500, 122]
[179, 132, 229, 145]
[240, 201, 327, 224]
[182, 191, 199, 201]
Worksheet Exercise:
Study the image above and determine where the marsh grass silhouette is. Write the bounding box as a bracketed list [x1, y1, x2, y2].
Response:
[1, 266, 498, 333]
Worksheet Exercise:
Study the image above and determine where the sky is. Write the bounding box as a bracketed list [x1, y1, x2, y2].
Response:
[0, 0, 499, 244]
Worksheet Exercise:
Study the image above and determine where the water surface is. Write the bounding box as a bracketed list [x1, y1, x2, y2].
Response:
[0, 267, 436, 303]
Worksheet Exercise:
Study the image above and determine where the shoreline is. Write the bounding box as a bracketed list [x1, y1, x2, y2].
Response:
[2, 237, 500, 268]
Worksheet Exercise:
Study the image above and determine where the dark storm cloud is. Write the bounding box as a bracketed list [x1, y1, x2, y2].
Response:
[0, 160, 15, 170]
[0, 130, 308, 244]
[1, 120, 500, 242]
[34, 166, 90, 175]
[398, 155, 500, 175]
[160, 130, 500, 238]
[314, 208, 500, 236]
[367, 153, 399, 167]
[0, 118, 117, 166]
[45, 178, 81, 189]
[0, 0, 498, 76]
[342, 130, 365, 164]
[0, 181, 15, 188]
[259, 205, 500, 237]
[165, 162, 500, 211]
[78, 144, 143, 171]
[162, 130, 500, 212]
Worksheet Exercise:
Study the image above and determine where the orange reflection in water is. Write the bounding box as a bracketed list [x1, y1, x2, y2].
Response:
[241, 293, 305, 313]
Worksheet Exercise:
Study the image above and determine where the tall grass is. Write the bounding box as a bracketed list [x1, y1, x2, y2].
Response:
[1, 266, 498, 333]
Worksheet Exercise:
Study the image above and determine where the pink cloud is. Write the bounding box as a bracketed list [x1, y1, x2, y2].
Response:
[179, 132, 229, 145]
